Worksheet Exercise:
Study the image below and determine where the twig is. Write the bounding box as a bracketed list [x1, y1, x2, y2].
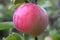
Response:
[35, 37, 38, 40]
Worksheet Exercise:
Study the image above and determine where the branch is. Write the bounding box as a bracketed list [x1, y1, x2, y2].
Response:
[35, 37, 38, 40]
[25, 0, 38, 4]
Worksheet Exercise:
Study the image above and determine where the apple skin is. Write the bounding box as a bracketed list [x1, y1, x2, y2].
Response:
[13, 3, 49, 36]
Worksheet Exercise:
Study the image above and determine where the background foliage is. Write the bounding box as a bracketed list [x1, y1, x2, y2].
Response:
[0, 0, 60, 40]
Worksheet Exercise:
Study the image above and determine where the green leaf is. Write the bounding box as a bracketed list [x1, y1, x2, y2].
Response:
[49, 30, 58, 40]
[2, 7, 13, 18]
[57, 30, 60, 34]
[23, 33, 35, 40]
[10, 0, 25, 9]
[41, 1, 52, 8]
[38, 0, 45, 5]
[49, 0, 55, 6]
[0, 22, 14, 30]
[9, 4, 20, 9]
[6, 33, 22, 40]
[13, 0, 25, 5]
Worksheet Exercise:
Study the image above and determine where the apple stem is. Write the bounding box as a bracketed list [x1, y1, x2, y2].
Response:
[35, 37, 38, 40]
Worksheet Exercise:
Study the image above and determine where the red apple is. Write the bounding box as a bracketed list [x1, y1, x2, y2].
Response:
[13, 3, 49, 36]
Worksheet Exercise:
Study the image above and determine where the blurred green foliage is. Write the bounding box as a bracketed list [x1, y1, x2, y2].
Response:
[6, 33, 22, 40]
[0, 0, 60, 40]
[0, 22, 13, 30]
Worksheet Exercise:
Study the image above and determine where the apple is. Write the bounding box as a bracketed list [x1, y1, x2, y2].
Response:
[13, 3, 49, 36]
